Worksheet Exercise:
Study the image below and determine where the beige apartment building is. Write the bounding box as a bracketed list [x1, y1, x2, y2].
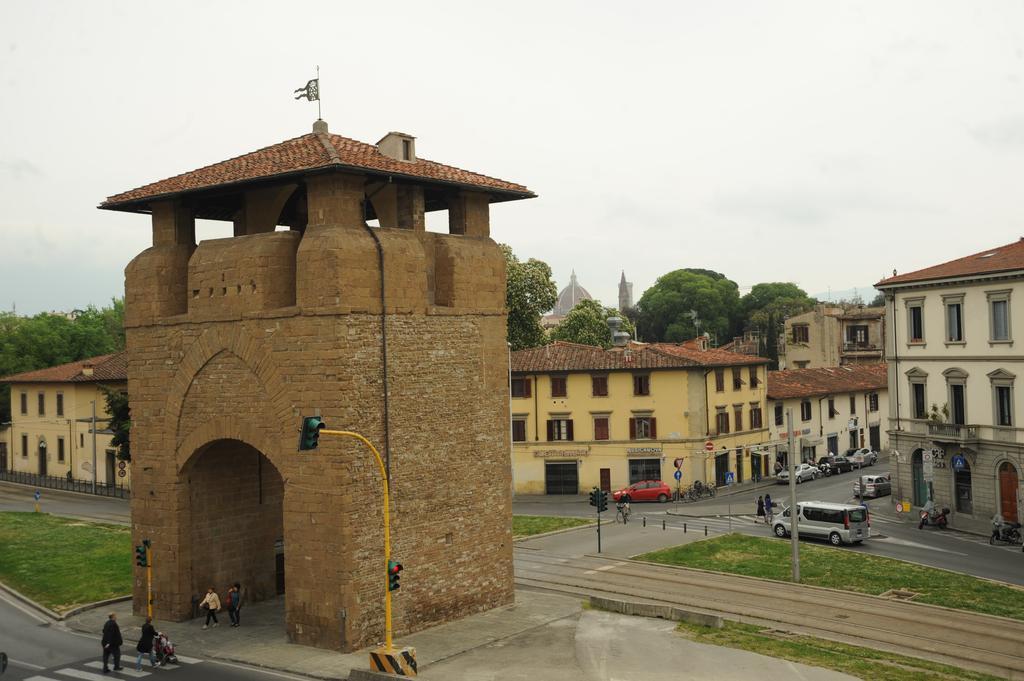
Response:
[0, 352, 128, 487]
[766, 364, 889, 463]
[779, 304, 885, 369]
[877, 238, 1024, 532]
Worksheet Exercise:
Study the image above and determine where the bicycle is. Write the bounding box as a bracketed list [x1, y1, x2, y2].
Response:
[616, 501, 631, 524]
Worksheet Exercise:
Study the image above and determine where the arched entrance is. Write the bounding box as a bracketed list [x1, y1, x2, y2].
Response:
[185, 439, 285, 608]
[911, 449, 928, 506]
[998, 461, 1020, 523]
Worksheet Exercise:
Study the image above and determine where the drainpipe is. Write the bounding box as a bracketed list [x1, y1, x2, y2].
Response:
[703, 370, 713, 436]
[533, 374, 539, 441]
[818, 396, 827, 437]
[890, 293, 901, 431]
[363, 179, 393, 479]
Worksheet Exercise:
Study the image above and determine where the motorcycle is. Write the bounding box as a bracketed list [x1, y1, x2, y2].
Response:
[917, 503, 950, 530]
[991, 514, 1023, 545]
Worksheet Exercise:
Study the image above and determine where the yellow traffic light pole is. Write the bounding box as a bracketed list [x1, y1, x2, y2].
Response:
[146, 544, 153, 620]
[320, 429, 394, 651]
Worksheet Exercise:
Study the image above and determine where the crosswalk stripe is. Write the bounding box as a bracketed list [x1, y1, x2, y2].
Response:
[24, 676, 61, 681]
[83, 661, 152, 677]
[56, 668, 116, 681]
[170, 655, 202, 664]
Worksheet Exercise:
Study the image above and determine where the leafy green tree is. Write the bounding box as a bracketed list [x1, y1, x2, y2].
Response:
[550, 299, 637, 349]
[0, 299, 125, 423]
[501, 245, 557, 351]
[740, 283, 816, 368]
[636, 270, 741, 342]
[868, 292, 886, 307]
[100, 385, 131, 462]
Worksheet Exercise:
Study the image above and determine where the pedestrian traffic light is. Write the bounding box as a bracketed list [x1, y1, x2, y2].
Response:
[388, 560, 402, 591]
[598, 490, 609, 513]
[589, 488, 599, 508]
[135, 543, 148, 567]
[298, 416, 325, 451]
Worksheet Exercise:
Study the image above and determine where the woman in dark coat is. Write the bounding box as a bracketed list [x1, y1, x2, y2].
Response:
[756, 495, 765, 519]
[135, 616, 156, 670]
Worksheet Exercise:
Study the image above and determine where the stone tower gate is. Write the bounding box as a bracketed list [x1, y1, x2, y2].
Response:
[102, 122, 534, 651]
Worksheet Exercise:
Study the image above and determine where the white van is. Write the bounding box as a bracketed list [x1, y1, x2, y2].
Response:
[772, 501, 870, 546]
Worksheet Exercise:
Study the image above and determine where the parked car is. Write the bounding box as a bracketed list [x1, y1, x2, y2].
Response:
[612, 480, 672, 503]
[772, 501, 871, 545]
[854, 473, 891, 498]
[845, 448, 878, 468]
[816, 456, 854, 475]
[777, 463, 819, 484]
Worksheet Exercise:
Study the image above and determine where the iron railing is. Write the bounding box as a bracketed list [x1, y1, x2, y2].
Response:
[0, 469, 130, 498]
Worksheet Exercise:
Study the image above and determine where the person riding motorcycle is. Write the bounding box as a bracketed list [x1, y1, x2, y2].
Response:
[991, 513, 1022, 544]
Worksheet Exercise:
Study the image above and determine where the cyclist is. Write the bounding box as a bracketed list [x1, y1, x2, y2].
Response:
[616, 499, 631, 523]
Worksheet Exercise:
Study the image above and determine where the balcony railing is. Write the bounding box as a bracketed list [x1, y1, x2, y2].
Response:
[926, 422, 1024, 445]
[842, 342, 881, 353]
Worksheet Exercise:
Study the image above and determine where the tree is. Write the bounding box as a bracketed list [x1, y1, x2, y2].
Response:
[502, 245, 557, 351]
[868, 292, 886, 307]
[550, 299, 637, 348]
[100, 384, 131, 462]
[636, 270, 741, 343]
[0, 299, 125, 423]
[740, 283, 816, 368]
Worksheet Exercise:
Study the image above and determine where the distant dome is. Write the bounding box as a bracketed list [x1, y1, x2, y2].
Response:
[553, 270, 594, 316]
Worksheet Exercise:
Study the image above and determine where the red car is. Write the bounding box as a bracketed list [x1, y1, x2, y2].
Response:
[612, 480, 672, 503]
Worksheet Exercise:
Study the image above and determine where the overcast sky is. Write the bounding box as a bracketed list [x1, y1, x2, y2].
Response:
[2, 1, 1023, 315]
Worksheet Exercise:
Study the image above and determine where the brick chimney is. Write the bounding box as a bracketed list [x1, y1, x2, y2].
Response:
[81, 363, 94, 377]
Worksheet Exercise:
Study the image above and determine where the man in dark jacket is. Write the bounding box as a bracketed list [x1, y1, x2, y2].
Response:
[101, 612, 123, 672]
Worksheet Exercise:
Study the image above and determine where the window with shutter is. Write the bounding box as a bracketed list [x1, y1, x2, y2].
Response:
[650, 417, 657, 439]
[546, 420, 554, 441]
[20, 392, 27, 415]
[628, 417, 636, 439]
[749, 366, 759, 387]
[551, 376, 567, 398]
[849, 395, 856, 414]
[774, 403, 783, 426]
[734, 406, 743, 432]
[633, 374, 650, 395]
[511, 419, 527, 442]
[566, 420, 574, 441]
[593, 416, 609, 440]
[511, 378, 532, 398]
[592, 375, 608, 397]
[715, 369, 725, 392]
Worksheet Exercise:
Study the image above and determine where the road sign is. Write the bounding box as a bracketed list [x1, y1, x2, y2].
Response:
[674, 469, 682, 481]
[118, 460, 126, 470]
[848, 417, 858, 431]
[952, 454, 966, 471]
[704, 441, 715, 452]
[724, 471, 735, 485]
[33, 490, 41, 501]
[922, 450, 934, 482]
[895, 502, 903, 513]
[118, 469, 127, 478]
[673, 457, 683, 469]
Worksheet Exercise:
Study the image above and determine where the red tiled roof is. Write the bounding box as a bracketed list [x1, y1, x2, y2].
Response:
[0, 352, 127, 384]
[511, 340, 768, 373]
[767, 364, 888, 400]
[101, 127, 533, 208]
[876, 238, 1024, 287]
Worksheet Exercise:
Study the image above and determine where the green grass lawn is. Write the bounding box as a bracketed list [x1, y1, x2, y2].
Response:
[0, 512, 132, 613]
[513, 515, 591, 539]
[676, 620, 1004, 681]
[636, 533, 1024, 620]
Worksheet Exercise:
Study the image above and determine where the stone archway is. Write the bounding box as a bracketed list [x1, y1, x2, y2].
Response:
[182, 439, 285, 610]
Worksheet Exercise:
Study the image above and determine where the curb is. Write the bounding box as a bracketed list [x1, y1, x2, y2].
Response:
[0, 579, 131, 622]
[589, 595, 723, 628]
[514, 520, 597, 543]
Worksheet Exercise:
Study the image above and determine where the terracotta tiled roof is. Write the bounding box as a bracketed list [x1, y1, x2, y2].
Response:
[0, 351, 127, 384]
[511, 340, 768, 373]
[101, 127, 533, 208]
[876, 238, 1024, 287]
[767, 364, 888, 400]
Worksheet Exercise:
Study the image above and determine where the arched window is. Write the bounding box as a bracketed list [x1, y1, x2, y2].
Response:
[954, 458, 972, 514]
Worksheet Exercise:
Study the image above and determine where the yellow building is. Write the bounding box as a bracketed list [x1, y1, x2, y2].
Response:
[0, 352, 129, 489]
[511, 338, 770, 495]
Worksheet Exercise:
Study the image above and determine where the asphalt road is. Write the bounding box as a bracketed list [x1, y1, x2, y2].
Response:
[513, 459, 1024, 586]
[0, 591, 308, 681]
[0, 482, 129, 525]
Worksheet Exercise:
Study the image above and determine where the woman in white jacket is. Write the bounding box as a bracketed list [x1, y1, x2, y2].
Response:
[200, 587, 221, 630]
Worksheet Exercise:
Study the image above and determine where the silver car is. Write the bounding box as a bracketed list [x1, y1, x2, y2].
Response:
[845, 448, 878, 468]
[853, 473, 891, 498]
[772, 501, 871, 546]
[776, 463, 819, 484]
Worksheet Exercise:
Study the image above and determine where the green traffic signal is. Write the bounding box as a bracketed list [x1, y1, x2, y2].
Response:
[388, 559, 403, 592]
[298, 416, 326, 451]
[135, 544, 148, 567]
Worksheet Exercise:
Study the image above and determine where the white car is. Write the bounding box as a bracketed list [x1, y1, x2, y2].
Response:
[776, 463, 819, 484]
[844, 448, 878, 468]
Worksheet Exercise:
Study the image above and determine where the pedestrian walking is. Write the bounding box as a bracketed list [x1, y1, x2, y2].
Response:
[232, 582, 243, 627]
[135, 616, 157, 670]
[764, 493, 774, 524]
[200, 587, 220, 629]
[101, 612, 124, 673]
[226, 584, 241, 627]
[756, 495, 765, 519]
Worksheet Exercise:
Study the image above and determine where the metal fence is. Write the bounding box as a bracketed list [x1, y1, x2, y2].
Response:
[0, 469, 130, 499]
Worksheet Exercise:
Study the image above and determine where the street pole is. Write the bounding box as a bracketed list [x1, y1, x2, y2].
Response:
[90, 401, 97, 495]
[786, 409, 800, 583]
[146, 543, 153, 620]
[596, 499, 602, 553]
[320, 429, 394, 651]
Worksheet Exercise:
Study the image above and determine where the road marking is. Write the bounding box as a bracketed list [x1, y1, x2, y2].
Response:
[24, 676, 62, 681]
[873, 537, 969, 555]
[208, 659, 318, 679]
[55, 668, 121, 680]
[83, 661, 151, 677]
[596, 563, 623, 571]
[171, 654, 203, 664]
[10, 658, 47, 670]
[0, 590, 52, 624]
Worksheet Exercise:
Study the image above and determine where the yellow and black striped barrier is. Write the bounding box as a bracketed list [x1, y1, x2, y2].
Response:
[369, 646, 417, 677]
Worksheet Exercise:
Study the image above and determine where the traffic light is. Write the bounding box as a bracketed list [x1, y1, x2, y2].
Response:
[298, 416, 325, 451]
[598, 490, 609, 513]
[589, 488, 599, 508]
[388, 560, 403, 592]
[135, 543, 148, 567]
